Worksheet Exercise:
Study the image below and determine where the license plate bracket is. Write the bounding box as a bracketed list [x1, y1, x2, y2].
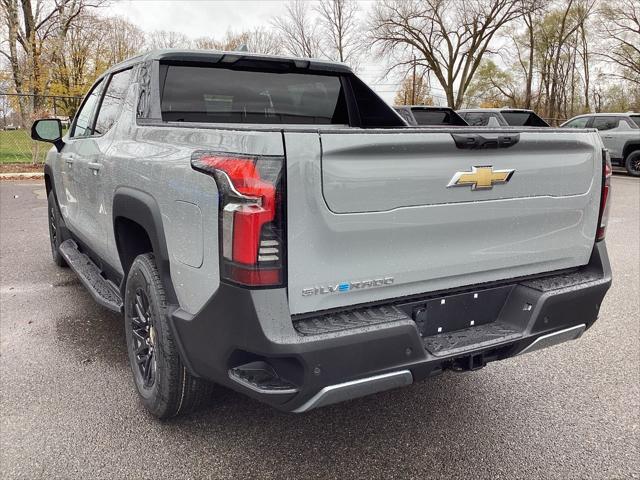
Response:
[411, 285, 514, 337]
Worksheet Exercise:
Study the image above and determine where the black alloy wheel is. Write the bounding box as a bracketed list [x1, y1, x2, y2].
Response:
[130, 288, 157, 389]
[124, 253, 213, 418]
[625, 151, 640, 177]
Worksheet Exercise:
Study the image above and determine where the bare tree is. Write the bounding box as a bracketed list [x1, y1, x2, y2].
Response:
[101, 15, 145, 65]
[242, 26, 283, 55]
[510, 0, 547, 109]
[370, 0, 524, 108]
[146, 29, 191, 49]
[47, 12, 144, 106]
[194, 27, 282, 55]
[0, 0, 104, 125]
[394, 71, 432, 105]
[535, 0, 595, 122]
[598, 0, 640, 86]
[315, 0, 360, 67]
[272, 0, 321, 58]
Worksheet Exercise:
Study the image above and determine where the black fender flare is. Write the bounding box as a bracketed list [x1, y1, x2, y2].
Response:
[43, 163, 56, 202]
[112, 187, 178, 304]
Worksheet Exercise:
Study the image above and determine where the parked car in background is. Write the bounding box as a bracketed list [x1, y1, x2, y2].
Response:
[562, 113, 640, 176]
[458, 108, 550, 127]
[394, 105, 468, 126]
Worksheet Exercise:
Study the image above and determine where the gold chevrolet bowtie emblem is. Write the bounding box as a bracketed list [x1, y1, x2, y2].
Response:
[447, 166, 515, 190]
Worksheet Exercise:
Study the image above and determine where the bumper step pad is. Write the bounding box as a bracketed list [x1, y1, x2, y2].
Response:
[293, 305, 410, 336]
[59, 239, 123, 313]
[423, 320, 522, 357]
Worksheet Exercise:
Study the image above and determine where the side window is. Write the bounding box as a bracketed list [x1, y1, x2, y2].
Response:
[564, 117, 590, 128]
[71, 79, 104, 138]
[592, 117, 618, 131]
[619, 118, 634, 129]
[94, 68, 132, 135]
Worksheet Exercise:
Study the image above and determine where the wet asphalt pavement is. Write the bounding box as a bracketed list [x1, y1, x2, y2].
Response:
[1, 175, 638, 479]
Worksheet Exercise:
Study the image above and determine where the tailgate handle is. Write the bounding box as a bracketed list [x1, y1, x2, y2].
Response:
[451, 133, 520, 150]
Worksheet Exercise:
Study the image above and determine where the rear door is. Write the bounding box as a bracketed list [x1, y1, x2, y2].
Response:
[82, 67, 134, 264]
[593, 116, 630, 159]
[285, 129, 602, 314]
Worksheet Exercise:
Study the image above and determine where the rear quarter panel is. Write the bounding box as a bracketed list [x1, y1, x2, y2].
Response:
[105, 92, 284, 314]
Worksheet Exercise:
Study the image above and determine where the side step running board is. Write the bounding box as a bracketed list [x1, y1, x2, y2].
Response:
[59, 239, 123, 313]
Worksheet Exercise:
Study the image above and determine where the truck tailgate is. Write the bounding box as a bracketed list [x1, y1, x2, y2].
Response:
[285, 129, 602, 315]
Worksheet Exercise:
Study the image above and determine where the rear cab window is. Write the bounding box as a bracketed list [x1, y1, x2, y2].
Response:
[501, 111, 549, 127]
[160, 64, 348, 125]
[411, 109, 467, 126]
[460, 112, 504, 127]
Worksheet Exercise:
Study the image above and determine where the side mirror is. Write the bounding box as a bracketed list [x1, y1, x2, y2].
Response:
[31, 118, 64, 152]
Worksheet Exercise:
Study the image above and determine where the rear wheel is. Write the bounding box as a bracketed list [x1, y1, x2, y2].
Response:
[625, 151, 640, 177]
[124, 253, 213, 418]
[47, 191, 67, 267]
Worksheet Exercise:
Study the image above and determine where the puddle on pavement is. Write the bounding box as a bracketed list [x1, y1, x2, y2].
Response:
[55, 311, 127, 368]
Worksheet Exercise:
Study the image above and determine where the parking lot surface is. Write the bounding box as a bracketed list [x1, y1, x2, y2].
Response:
[1, 175, 638, 479]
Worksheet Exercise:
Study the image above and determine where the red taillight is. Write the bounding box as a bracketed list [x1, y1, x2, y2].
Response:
[596, 150, 612, 242]
[192, 152, 285, 287]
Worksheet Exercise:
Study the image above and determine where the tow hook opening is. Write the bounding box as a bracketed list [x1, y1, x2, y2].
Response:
[452, 353, 486, 372]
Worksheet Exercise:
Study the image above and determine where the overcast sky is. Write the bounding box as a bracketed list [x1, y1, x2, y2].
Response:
[109, 1, 289, 36]
[107, 0, 400, 103]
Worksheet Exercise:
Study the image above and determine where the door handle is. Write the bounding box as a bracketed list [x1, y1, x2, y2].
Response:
[61, 154, 75, 166]
[88, 162, 102, 174]
[603, 136, 613, 139]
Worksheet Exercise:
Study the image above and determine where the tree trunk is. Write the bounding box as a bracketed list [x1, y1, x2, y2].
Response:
[580, 23, 590, 112]
[3, 0, 30, 125]
[524, 13, 535, 109]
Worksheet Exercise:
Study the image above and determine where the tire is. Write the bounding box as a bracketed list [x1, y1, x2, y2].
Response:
[47, 191, 67, 267]
[124, 253, 213, 418]
[625, 151, 640, 177]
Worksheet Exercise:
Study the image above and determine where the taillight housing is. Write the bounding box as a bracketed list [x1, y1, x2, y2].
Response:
[596, 149, 612, 242]
[192, 152, 286, 287]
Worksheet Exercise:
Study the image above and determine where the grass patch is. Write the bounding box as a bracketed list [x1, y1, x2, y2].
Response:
[0, 129, 45, 164]
[0, 128, 69, 164]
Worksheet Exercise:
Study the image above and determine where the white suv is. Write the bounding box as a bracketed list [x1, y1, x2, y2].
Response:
[563, 113, 640, 176]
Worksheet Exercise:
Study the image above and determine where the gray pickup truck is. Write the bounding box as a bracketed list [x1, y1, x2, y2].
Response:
[562, 112, 640, 176]
[32, 50, 612, 418]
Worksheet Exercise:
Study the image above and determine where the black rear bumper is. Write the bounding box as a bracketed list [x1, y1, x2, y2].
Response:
[171, 242, 611, 412]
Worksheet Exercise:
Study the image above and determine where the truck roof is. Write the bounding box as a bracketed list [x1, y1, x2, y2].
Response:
[108, 49, 353, 74]
[457, 108, 536, 113]
[567, 112, 639, 117]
